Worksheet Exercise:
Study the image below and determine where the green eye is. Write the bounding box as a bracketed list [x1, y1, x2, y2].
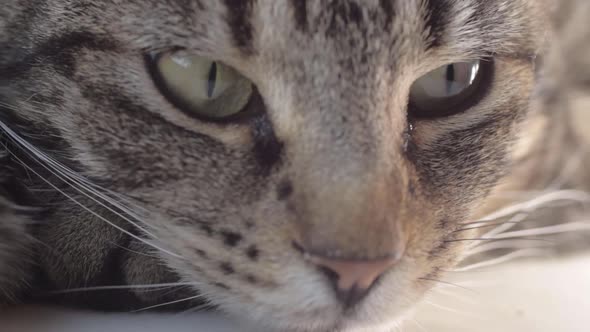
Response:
[152, 51, 254, 120]
[408, 59, 494, 119]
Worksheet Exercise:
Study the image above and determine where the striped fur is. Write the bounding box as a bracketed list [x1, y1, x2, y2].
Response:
[0, 1, 588, 331]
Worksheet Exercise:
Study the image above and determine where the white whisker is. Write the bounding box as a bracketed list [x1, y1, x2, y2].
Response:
[423, 300, 481, 318]
[487, 221, 590, 240]
[177, 303, 215, 315]
[2, 146, 182, 258]
[132, 294, 205, 312]
[409, 319, 428, 332]
[463, 239, 552, 257]
[428, 287, 478, 304]
[454, 248, 550, 272]
[112, 242, 161, 259]
[3, 123, 157, 233]
[418, 278, 475, 293]
[476, 189, 590, 224]
[459, 190, 590, 250]
[454, 221, 520, 232]
[0, 117, 154, 222]
[46, 282, 199, 294]
[473, 212, 531, 248]
[0, 119, 180, 257]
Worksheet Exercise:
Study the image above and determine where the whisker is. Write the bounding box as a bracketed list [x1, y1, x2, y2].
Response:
[462, 239, 552, 257]
[44, 282, 199, 295]
[427, 287, 478, 304]
[461, 222, 589, 255]
[0, 119, 155, 230]
[488, 221, 590, 240]
[459, 189, 589, 249]
[476, 212, 532, 246]
[177, 303, 216, 315]
[132, 294, 206, 312]
[423, 300, 481, 318]
[112, 242, 162, 259]
[444, 237, 550, 243]
[158, 285, 193, 298]
[2, 147, 182, 258]
[458, 220, 520, 227]
[409, 319, 428, 332]
[454, 248, 550, 272]
[453, 221, 521, 232]
[0, 120, 180, 258]
[9, 135, 158, 235]
[418, 277, 475, 293]
[475, 189, 590, 224]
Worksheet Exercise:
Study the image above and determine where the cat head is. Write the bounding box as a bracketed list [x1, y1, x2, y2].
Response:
[0, 1, 547, 330]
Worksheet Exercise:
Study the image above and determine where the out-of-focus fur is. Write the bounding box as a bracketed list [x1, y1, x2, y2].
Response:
[0, 1, 588, 332]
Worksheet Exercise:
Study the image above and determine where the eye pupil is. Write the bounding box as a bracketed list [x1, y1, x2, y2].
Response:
[445, 65, 455, 95]
[207, 62, 218, 98]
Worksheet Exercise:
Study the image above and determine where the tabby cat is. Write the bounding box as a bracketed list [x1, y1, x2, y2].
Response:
[0, 1, 588, 332]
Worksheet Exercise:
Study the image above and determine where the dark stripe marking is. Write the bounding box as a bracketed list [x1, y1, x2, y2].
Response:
[220, 262, 235, 275]
[0, 31, 118, 79]
[223, 0, 256, 55]
[246, 245, 260, 261]
[423, 0, 451, 49]
[379, 0, 395, 28]
[291, 0, 308, 31]
[251, 112, 284, 176]
[220, 230, 243, 247]
[325, 0, 364, 37]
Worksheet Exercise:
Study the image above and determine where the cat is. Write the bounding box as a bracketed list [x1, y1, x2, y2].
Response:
[0, 1, 588, 332]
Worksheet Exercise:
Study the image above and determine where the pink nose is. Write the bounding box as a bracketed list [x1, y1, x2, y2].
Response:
[307, 254, 399, 308]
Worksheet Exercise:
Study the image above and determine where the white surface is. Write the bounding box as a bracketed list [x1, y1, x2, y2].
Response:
[2, 254, 589, 332]
[404, 254, 590, 332]
[0, 309, 251, 332]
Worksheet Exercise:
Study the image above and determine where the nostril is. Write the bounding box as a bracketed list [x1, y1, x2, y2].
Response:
[293, 241, 402, 308]
[317, 265, 375, 309]
[313, 256, 396, 309]
[336, 284, 373, 310]
[292, 241, 305, 254]
[310, 254, 399, 289]
[318, 266, 340, 288]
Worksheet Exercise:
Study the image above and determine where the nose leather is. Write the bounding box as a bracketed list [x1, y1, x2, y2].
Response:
[308, 254, 400, 308]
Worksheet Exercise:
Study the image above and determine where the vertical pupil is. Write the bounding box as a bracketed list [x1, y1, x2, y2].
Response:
[207, 62, 217, 98]
[445, 64, 455, 95]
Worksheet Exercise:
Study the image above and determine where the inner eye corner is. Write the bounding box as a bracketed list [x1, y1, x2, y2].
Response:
[146, 50, 262, 125]
[407, 58, 495, 120]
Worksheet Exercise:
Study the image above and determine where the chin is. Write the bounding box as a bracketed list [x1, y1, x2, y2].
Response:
[221, 273, 421, 332]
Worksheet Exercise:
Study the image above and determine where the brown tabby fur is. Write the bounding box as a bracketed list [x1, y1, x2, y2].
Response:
[0, 1, 588, 331]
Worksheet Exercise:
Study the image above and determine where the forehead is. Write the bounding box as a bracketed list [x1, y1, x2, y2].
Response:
[257, 0, 541, 57]
[100, 0, 541, 62]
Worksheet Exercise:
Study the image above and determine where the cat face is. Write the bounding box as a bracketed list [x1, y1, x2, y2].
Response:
[0, 0, 547, 331]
